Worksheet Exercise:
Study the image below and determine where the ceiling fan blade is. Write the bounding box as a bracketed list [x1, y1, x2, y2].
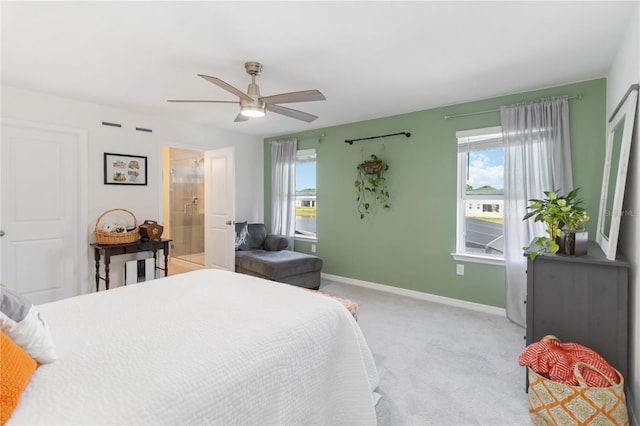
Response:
[168, 100, 239, 103]
[234, 113, 250, 122]
[198, 74, 254, 103]
[260, 90, 325, 105]
[266, 104, 318, 122]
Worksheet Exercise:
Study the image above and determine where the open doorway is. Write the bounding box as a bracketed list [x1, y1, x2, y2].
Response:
[162, 147, 205, 268]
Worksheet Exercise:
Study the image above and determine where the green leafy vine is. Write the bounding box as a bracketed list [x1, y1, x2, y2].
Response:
[355, 154, 390, 219]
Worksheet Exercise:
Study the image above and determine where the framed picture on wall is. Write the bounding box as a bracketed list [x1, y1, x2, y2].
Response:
[104, 153, 147, 185]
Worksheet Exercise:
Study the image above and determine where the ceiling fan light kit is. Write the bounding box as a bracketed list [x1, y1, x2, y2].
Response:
[240, 106, 265, 118]
[169, 61, 325, 123]
[240, 70, 266, 117]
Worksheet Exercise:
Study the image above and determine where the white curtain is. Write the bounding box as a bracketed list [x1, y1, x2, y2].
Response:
[501, 96, 573, 326]
[271, 138, 297, 248]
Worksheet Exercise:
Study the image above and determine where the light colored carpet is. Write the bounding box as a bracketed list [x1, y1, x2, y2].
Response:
[319, 278, 533, 426]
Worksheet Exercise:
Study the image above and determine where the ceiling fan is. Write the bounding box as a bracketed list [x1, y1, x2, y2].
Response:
[169, 61, 326, 123]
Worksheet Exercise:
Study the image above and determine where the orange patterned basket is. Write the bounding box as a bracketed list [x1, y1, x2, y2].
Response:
[94, 208, 139, 244]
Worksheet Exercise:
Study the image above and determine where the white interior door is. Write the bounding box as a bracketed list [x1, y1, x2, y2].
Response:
[204, 147, 235, 271]
[1, 120, 85, 304]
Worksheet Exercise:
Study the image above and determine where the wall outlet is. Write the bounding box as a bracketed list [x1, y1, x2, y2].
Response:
[456, 264, 464, 275]
[311, 244, 316, 253]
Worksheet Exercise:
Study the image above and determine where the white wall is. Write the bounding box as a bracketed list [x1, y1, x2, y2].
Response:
[1, 85, 264, 293]
[607, 4, 640, 422]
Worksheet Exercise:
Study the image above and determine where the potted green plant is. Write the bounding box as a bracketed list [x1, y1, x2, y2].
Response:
[523, 188, 589, 260]
[355, 154, 390, 219]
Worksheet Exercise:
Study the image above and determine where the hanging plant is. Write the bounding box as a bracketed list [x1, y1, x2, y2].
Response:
[355, 154, 390, 219]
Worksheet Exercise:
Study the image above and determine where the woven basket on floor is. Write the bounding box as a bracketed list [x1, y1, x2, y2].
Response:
[527, 363, 628, 425]
[94, 208, 139, 244]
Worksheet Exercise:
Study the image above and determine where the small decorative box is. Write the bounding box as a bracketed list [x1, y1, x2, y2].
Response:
[139, 220, 164, 241]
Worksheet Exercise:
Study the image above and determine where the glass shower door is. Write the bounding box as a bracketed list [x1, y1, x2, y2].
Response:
[169, 148, 204, 265]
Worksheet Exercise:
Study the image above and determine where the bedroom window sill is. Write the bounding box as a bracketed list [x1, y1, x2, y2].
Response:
[450, 253, 505, 266]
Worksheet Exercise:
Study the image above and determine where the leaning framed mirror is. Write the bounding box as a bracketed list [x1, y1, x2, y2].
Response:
[596, 84, 638, 260]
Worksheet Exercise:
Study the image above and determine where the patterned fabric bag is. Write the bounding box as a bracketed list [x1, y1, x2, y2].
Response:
[527, 362, 628, 425]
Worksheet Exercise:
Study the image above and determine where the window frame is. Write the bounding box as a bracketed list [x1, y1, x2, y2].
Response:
[294, 148, 317, 242]
[452, 126, 505, 266]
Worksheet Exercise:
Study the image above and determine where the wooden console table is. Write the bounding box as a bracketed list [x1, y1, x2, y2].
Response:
[90, 239, 172, 291]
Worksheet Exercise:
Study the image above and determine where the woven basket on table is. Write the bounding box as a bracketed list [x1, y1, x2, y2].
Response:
[94, 208, 139, 244]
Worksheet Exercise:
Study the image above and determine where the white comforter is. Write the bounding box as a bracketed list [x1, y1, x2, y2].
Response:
[9, 269, 378, 425]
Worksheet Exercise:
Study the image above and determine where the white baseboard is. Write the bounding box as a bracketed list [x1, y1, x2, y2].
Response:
[321, 273, 506, 317]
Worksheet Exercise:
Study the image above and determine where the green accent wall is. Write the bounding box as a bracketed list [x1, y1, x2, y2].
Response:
[264, 79, 606, 308]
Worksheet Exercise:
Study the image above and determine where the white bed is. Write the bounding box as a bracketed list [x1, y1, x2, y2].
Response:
[8, 269, 379, 425]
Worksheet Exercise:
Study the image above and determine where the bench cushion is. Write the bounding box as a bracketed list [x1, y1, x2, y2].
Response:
[235, 250, 322, 280]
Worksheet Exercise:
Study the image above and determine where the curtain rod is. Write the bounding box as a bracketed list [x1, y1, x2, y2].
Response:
[443, 94, 583, 120]
[269, 133, 326, 143]
[345, 131, 411, 145]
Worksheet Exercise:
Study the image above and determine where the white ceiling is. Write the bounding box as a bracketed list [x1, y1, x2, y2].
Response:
[1, 1, 637, 138]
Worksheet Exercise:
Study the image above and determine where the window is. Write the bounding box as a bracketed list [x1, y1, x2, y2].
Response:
[295, 149, 316, 239]
[454, 126, 504, 263]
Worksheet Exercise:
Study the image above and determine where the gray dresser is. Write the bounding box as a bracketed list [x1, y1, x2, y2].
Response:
[525, 241, 630, 381]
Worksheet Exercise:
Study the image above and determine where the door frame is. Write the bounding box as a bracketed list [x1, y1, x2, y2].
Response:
[160, 145, 206, 263]
[0, 118, 89, 297]
[158, 142, 236, 271]
[158, 142, 207, 260]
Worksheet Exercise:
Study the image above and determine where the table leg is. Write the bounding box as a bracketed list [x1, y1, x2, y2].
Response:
[152, 249, 158, 279]
[163, 245, 169, 277]
[104, 255, 111, 290]
[93, 248, 101, 292]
